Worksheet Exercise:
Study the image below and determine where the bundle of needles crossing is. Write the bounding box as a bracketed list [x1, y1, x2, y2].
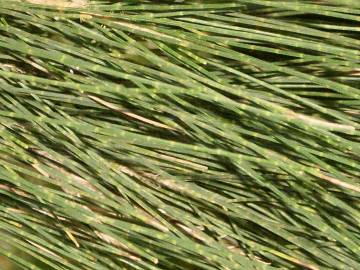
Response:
[0, 1, 359, 270]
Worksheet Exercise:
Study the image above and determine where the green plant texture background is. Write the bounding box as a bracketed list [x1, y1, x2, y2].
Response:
[0, 1, 359, 270]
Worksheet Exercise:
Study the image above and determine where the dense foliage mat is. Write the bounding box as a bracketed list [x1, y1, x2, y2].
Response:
[0, 1, 359, 269]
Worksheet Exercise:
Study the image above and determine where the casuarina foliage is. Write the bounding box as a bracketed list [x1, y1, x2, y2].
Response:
[0, 1, 359, 269]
